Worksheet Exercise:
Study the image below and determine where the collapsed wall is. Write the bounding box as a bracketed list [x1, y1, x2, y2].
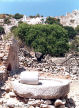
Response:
[0, 38, 19, 85]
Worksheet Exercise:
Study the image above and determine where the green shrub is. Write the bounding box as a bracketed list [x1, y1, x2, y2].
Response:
[64, 26, 77, 39]
[75, 25, 79, 34]
[13, 23, 69, 56]
[45, 16, 60, 25]
[11, 26, 17, 32]
[13, 13, 23, 19]
[4, 18, 11, 24]
[0, 26, 5, 35]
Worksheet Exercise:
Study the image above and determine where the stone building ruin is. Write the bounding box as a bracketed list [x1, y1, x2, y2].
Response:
[0, 38, 19, 84]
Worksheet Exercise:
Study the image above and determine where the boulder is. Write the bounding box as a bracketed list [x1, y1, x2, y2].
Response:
[12, 78, 70, 99]
[44, 100, 52, 105]
[20, 71, 39, 85]
[20, 48, 32, 57]
[9, 92, 16, 98]
[40, 104, 48, 108]
[54, 99, 65, 107]
[35, 52, 43, 61]
[23, 50, 31, 57]
[29, 106, 35, 108]
[6, 98, 17, 108]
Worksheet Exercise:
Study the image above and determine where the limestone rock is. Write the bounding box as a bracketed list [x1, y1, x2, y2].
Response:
[6, 98, 17, 108]
[0, 53, 4, 58]
[40, 104, 48, 108]
[29, 106, 35, 108]
[54, 99, 65, 107]
[19, 48, 31, 57]
[28, 99, 44, 107]
[35, 52, 43, 61]
[44, 100, 52, 105]
[23, 49, 31, 57]
[5, 85, 11, 93]
[47, 105, 55, 108]
[9, 92, 16, 98]
[0, 98, 3, 104]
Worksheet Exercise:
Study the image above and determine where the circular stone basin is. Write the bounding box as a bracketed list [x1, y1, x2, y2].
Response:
[12, 79, 70, 99]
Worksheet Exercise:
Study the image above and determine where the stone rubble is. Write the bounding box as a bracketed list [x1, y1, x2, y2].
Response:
[19, 49, 79, 80]
[0, 39, 78, 108]
[54, 99, 65, 107]
[0, 75, 77, 108]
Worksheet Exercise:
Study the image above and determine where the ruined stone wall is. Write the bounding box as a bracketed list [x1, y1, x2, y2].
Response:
[0, 38, 19, 84]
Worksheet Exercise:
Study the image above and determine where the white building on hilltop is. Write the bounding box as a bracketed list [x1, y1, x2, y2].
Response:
[59, 9, 79, 28]
[22, 15, 46, 25]
[22, 15, 27, 22]
[10, 18, 18, 26]
[0, 19, 4, 26]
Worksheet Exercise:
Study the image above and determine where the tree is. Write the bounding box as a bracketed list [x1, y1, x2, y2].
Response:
[29, 14, 41, 18]
[75, 25, 79, 34]
[0, 26, 5, 35]
[13, 23, 69, 57]
[45, 16, 60, 25]
[11, 26, 17, 32]
[4, 18, 11, 24]
[64, 26, 77, 39]
[13, 13, 23, 19]
[18, 21, 23, 24]
[36, 13, 40, 17]
[70, 36, 79, 52]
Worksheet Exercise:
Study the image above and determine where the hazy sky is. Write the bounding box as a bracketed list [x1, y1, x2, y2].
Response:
[0, 0, 79, 16]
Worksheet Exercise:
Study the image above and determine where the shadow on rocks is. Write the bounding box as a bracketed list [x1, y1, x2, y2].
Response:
[66, 98, 76, 108]
[8, 67, 26, 76]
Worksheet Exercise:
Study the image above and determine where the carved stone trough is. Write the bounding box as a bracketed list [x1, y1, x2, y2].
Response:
[12, 71, 70, 99]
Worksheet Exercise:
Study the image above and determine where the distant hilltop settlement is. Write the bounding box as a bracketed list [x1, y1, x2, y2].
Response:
[58, 9, 79, 28]
[0, 9, 79, 33]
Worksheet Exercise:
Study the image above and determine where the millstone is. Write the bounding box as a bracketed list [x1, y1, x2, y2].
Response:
[12, 78, 70, 99]
[20, 71, 39, 85]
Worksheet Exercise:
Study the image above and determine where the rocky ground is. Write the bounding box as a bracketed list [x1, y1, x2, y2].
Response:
[0, 47, 79, 108]
[68, 81, 79, 108]
[19, 48, 79, 80]
[0, 74, 78, 108]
